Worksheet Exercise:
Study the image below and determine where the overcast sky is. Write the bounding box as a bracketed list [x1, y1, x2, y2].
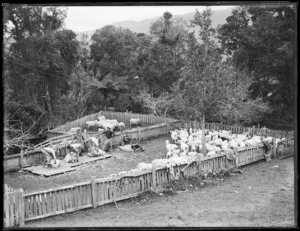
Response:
[64, 5, 235, 32]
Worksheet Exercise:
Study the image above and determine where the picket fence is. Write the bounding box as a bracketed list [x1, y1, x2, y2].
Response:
[4, 137, 294, 227]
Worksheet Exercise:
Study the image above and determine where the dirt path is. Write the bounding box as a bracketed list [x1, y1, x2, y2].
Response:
[26, 157, 295, 228]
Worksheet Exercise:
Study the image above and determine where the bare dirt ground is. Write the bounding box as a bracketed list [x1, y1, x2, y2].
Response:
[25, 156, 296, 228]
[4, 134, 170, 193]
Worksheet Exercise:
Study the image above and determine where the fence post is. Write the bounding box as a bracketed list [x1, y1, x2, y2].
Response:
[152, 161, 156, 189]
[4, 192, 9, 227]
[138, 127, 141, 142]
[235, 149, 238, 168]
[91, 179, 97, 208]
[20, 150, 24, 171]
[19, 189, 25, 227]
[272, 137, 277, 159]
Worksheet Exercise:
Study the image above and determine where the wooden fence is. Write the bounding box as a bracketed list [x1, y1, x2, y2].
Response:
[276, 138, 295, 159]
[4, 154, 226, 227]
[3, 122, 174, 173]
[50, 111, 177, 133]
[182, 121, 294, 139]
[4, 151, 46, 173]
[4, 136, 295, 227]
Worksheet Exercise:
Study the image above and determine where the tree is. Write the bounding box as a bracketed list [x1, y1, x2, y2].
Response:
[4, 5, 79, 120]
[133, 89, 176, 117]
[175, 7, 271, 156]
[217, 5, 296, 129]
[83, 73, 129, 110]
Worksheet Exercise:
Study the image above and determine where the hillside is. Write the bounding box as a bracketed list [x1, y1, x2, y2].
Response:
[76, 7, 233, 42]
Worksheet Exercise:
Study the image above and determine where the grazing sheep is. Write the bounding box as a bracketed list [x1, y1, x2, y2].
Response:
[130, 118, 141, 128]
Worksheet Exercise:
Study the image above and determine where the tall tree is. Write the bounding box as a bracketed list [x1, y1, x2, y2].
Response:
[175, 7, 270, 156]
[218, 5, 296, 129]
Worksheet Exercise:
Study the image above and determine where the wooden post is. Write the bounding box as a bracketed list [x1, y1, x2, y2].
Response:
[272, 137, 277, 159]
[152, 161, 156, 189]
[84, 129, 87, 142]
[19, 189, 25, 227]
[4, 192, 9, 227]
[20, 150, 24, 171]
[138, 127, 141, 142]
[235, 149, 238, 168]
[91, 179, 97, 208]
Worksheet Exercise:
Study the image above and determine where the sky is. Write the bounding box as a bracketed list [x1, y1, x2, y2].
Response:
[64, 5, 235, 32]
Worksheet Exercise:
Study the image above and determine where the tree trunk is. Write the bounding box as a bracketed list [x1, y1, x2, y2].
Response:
[44, 79, 53, 118]
[202, 113, 206, 156]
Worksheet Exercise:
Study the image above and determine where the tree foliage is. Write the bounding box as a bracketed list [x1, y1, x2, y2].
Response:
[217, 5, 296, 128]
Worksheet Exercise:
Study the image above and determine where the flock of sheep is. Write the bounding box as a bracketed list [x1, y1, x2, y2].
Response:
[107, 127, 287, 178]
[85, 116, 141, 132]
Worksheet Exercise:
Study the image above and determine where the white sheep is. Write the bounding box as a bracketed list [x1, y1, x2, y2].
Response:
[136, 162, 152, 171]
[130, 118, 141, 128]
[180, 140, 189, 153]
[97, 116, 106, 121]
[166, 151, 173, 159]
[117, 122, 125, 131]
[85, 120, 99, 130]
[170, 130, 179, 144]
[206, 151, 216, 158]
[102, 122, 117, 131]
[166, 140, 179, 152]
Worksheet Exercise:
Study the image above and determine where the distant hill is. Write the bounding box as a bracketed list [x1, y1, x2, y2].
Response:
[76, 7, 233, 43]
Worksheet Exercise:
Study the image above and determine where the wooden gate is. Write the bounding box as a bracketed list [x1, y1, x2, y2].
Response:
[276, 138, 294, 159]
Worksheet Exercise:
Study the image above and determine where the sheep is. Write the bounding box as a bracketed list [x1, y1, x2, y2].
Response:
[171, 149, 181, 157]
[67, 143, 84, 157]
[97, 116, 106, 121]
[85, 120, 98, 130]
[180, 140, 189, 153]
[166, 151, 174, 159]
[106, 119, 119, 126]
[136, 162, 152, 171]
[206, 151, 216, 158]
[169, 156, 188, 165]
[64, 152, 77, 163]
[170, 130, 179, 144]
[166, 140, 179, 152]
[102, 122, 117, 131]
[130, 118, 141, 128]
[152, 159, 171, 168]
[117, 122, 125, 131]
[98, 128, 105, 133]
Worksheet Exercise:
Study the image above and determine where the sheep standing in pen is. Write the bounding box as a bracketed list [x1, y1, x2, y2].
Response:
[165, 140, 179, 153]
[85, 120, 99, 131]
[130, 118, 141, 128]
[170, 130, 179, 144]
[117, 122, 125, 131]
